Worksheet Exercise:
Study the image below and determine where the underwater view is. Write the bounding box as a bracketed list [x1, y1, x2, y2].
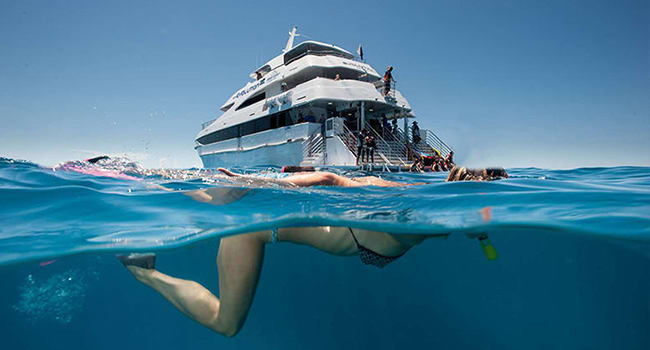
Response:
[0, 157, 648, 349]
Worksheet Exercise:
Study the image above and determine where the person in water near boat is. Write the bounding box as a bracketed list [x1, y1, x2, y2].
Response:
[216, 167, 415, 187]
[446, 166, 509, 181]
[118, 163, 509, 337]
[444, 151, 454, 166]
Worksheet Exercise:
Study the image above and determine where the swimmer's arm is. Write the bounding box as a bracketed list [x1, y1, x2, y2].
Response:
[145, 183, 214, 203]
[146, 183, 249, 205]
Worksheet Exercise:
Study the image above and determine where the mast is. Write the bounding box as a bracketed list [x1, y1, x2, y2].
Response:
[283, 26, 299, 53]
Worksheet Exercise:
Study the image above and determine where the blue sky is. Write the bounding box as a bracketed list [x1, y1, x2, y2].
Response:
[1, 0, 648, 169]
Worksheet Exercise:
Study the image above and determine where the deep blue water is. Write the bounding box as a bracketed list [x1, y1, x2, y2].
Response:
[0, 157, 649, 349]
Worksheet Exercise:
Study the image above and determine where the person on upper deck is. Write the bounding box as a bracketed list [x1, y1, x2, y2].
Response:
[383, 66, 394, 96]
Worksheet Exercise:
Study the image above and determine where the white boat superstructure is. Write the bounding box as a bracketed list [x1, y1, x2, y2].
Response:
[195, 27, 452, 169]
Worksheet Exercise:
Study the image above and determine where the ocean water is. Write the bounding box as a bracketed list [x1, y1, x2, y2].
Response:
[0, 157, 648, 349]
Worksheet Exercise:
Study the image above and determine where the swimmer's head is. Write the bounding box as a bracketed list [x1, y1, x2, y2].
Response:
[281, 165, 315, 173]
[485, 168, 508, 179]
[446, 166, 509, 182]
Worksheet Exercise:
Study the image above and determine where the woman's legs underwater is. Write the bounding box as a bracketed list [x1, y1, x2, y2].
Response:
[122, 232, 269, 337]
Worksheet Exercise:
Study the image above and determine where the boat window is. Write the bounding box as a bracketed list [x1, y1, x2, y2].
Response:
[236, 92, 266, 111]
[282, 67, 376, 92]
[240, 120, 255, 137]
[254, 116, 270, 131]
[270, 112, 289, 129]
[252, 65, 272, 80]
[197, 125, 237, 145]
[284, 43, 354, 65]
[220, 102, 234, 112]
[197, 112, 296, 146]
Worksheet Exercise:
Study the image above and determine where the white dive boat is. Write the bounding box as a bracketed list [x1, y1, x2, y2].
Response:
[195, 27, 452, 169]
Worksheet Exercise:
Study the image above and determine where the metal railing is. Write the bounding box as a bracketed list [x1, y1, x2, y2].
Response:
[424, 129, 453, 157]
[393, 126, 420, 161]
[372, 80, 397, 99]
[334, 121, 452, 167]
[337, 123, 358, 155]
[364, 122, 408, 166]
[302, 131, 325, 164]
[405, 126, 453, 158]
[201, 118, 218, 130]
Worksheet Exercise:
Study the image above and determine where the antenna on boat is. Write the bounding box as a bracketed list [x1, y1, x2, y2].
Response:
[283, 26, 299, 52]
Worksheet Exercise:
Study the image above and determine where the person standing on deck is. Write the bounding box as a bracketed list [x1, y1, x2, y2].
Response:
[356, 130, 365, 165]
[381, 114, 390, 137]
[391, 119, 399, 139]
[383, 66, 395, 96]
[411, 121, 421, 145]
[365, 134, 377, 163]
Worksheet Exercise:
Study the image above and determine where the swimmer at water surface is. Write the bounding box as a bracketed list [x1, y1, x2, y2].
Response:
[119, 164, 509, 337]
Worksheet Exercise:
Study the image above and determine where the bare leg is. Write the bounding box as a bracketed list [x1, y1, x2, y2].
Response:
[283, 172, 363, 187]
[123, 232, 268, 337]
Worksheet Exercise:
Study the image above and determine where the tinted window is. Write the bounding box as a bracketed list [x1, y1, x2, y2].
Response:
[284, 43, 354, 65]
[197, 113, 291, 145]
[197, 125, 238, 145]
[240, 120, 255, 137]
[236, 92, 266, 111]
[255, 116, 270, 132]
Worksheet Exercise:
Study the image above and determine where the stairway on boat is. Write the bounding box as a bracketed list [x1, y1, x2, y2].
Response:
[363, 125, 409, 166]
[302, 132, 325, 165]
[299, 118, 453, 167]
[412, 140, 437, 156]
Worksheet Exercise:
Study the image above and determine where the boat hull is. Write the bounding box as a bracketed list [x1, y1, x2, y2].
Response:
[199, 140, 305, 168]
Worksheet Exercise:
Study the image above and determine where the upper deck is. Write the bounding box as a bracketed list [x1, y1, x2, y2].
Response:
[197, 29, 411, 144]
[219, 40, 380, 112]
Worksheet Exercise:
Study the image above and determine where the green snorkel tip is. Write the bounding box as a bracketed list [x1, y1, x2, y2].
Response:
[478, 234, 498, 260]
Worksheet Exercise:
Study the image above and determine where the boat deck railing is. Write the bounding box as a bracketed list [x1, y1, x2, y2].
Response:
[405, 126, 453, 158]
[372, 80, 397, 100]
[302, 131, 325, 164]
[364, 122, 409, 166]
[201, 118, 217, 130]
[337, 123, 358, 155]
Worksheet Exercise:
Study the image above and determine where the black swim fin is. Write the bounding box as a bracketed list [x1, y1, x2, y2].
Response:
[117, 253, 156, 269]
